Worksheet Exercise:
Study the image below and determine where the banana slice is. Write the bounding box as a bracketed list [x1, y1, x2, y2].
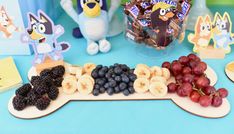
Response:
[77, 75, 94, 95]
[134, 78, 150, 93]
[162, 68, 171, 80]
[149, 82, 168, 97]
[81, 74, 95, 85]
[75, 67, 84, 79]
[68, 66, 81, 75]
[150, 76, 167, 84]
[62, 76, 77, 94]
[83, 63, 96, 75]
[134, 64, 151, 79]
[150, 66, 163, 77]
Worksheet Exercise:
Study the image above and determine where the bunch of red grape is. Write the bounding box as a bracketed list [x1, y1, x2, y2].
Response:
[162, 54, 228, 107]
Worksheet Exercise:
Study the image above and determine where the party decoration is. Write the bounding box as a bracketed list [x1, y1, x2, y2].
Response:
[21, 10, 70, 71]
[188, 12, 234, 59]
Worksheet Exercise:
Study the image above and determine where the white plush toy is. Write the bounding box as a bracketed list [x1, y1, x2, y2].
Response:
[61, 0, 121, 55]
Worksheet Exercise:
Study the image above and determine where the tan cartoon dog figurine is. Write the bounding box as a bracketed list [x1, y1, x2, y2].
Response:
[0, 6, 20, 38]
[188, 16, 212, 52]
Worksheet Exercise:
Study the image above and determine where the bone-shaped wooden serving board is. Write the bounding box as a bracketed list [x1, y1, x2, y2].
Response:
[8, 64, 231, 119]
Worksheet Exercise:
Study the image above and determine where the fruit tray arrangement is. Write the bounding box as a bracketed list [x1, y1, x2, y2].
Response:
[8, 54, 230, 119]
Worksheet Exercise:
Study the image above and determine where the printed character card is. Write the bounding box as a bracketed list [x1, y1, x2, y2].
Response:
[0, 0, 32, 55]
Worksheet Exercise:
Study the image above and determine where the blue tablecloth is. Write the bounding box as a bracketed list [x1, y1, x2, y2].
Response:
[0, 6, 234, 134]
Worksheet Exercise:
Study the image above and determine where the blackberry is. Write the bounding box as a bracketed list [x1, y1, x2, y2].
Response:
[34, 84, 49, 95]
[48, 86, 59, 100]
[26, 91, 42, 105]
[12, 95, 26, 111]
[42, 75, 54, 87]
[53, 77, 64, 87]
[15, 83, 32, 97]
[31, 76, 42, 87]
[51, 65, 65, 78]
[35, 97, 51, 110]
[40, 69, 51, 78]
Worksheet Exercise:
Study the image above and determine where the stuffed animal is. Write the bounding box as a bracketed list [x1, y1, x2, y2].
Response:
[61, 0, 120, 55]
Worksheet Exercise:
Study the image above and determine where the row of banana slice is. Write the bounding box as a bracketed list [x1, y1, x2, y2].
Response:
[62, 63, 96, 95]
[133, 64, 171, 97]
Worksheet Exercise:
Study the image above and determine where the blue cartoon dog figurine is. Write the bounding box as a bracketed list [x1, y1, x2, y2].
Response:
[61, 0, 120, 55]
[21, 10, 70, 65]
[212, 12, 234, 54]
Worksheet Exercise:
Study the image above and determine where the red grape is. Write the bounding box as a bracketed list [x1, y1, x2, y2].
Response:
[212, 96, 223, 107]
[171, 62, 182, 75]
[190, 91, 201, 103]
[188, 60, 198, 69]
[199, 95, 212, 107]
[162, 62, 171, 70]
[197, 62, 207, 71]
[187, 54, 198, 61]
[195, 76, 210, 89]
[183, 74, 194, 83]
[175, 74, 183, 83]
[217, 88, 228, 98]
[182, 67, 192, 74]
[179, 56, 189, 65]
[167, 83, 178, 93]
[177, 83, 193, 97]
[203, 86, 216, 95]
[192, 66, 205, 75]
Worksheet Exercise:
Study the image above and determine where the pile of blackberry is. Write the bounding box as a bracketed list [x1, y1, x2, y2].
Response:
[91, 64, 137, 96]
[12, 65, 65, 111]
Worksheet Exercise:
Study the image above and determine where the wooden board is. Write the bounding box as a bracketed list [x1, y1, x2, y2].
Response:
[8, 64, 231, 119]
[198, 46, 226, 59]
[225, 61, 234, 82]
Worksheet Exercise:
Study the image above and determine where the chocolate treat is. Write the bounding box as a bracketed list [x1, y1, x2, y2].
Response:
[124, 0, 191, 48]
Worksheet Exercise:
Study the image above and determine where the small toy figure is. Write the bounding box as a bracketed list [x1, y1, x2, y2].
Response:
[188, 16, 212, 52]
[21, 10, 70, 65]
[212, 12, 234, 54]
[150, 2, 175, 47]
[0, 6, 20, 38]
[61, 0, 120, 55]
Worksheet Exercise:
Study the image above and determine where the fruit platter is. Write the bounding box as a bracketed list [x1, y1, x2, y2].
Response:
[8, 54, 230, 119]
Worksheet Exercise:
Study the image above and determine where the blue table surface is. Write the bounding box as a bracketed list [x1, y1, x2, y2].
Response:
[0, 6, 234, 134]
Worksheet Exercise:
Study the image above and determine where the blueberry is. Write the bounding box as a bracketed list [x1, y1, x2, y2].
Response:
[114, 76, 121, 82]
[128, 82, 134, 87]
[114, 63, 119, 67]
[98, 70, 105, 77]
[122, 75, 130, 83]
[114, 67, 122, 75]
[129, 69, 134, 74]
[93, 89, 100, 96]
[123, 89, 130, 96]
[105, 73, 112, 79]
[114, 86, 120, 93]
[99, 87, 106, 93]
[102, 66, 108, 72]
[104, 83, 109, 89]
[96, 65, 103, 70]
[111, 74, 116, 78]
[94, 84, 100, 90]
[97, 79, 105, 86]
[108, 78, 114, 82]
[109, 80, 117, 88]
[119, 83, 127, 91]
[108, 69, 114, 74]
[91, 71, 99, 79]
[120, 64, 129, 72]
[128, 87, 135, 94]
[129, 74, 137, 81]
[107, 88, 114, 95]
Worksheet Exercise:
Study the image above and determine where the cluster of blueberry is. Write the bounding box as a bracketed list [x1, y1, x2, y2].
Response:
[91, 64, 137, 96]
[12, 66, 65, 111]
